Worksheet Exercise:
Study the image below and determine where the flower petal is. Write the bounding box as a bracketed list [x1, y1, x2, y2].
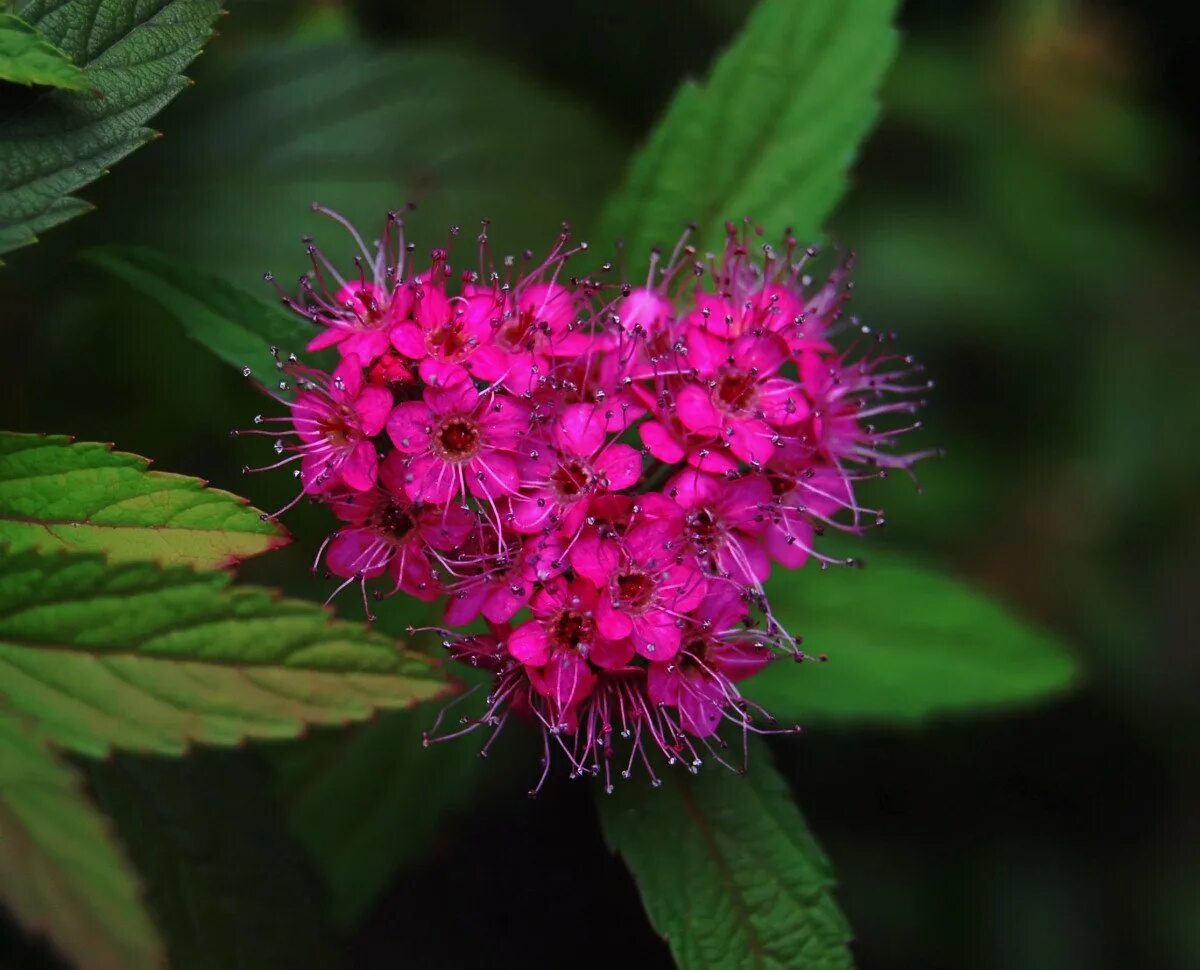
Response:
[593, 444, 642, 491]
[354, 386, 393, 437]
[676, 384, 721, 435]
[387, 401, 433, 452]
[341, 440, 379, 492]
[506, 621, 551, 666]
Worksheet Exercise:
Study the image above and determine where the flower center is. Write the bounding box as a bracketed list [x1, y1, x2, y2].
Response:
[551, 609, 594, 650]
[378, 503, 416, 541]
[717, 371, 757, 411]
[550, 459, 593, 499]
[434, 418, 482, 462]
[426, 321, 472, 361]
[498, 307, 539, 351]
[352, 287, 386, 324]
[686, 508, 721, 547]
[614, 570, 655, 612]
[317, 412, 352, 447]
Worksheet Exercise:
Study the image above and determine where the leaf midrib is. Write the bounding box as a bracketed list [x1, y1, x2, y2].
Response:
[679, 780, 769, 968]
[0, 634, 422, 675]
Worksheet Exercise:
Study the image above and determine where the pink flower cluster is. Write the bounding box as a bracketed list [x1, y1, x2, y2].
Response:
[244, 208, 936, 792]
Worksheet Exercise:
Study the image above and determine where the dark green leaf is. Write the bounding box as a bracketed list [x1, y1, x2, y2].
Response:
[88, 748, 340, 970]
[599, 742, 851, 969]
[103, 41, 627, 282]
[85, 245, 319, 374]
[0, 10, 88, 90]
[0, 548, 452, 757]
[595, 0, 898, 259]
[0, 431, 288, 569]
[0, 0, 223, 257]
[747, 548, 1078, 724]
[269, 703, 485, 928]
[0, 701, 164, 970]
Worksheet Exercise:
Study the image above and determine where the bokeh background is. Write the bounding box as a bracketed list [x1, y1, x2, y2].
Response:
[3, 1, 1197, 967]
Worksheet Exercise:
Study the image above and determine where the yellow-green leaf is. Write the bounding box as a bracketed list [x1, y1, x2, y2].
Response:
[0, 432, 288, 569]
[0, 701, 164, 970]
[0, 10, 88, 90]
[0, 549, 452, 757]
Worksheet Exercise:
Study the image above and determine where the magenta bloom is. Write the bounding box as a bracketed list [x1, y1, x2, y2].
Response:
[647, 588, 773, 738]
[387, 378, 529, 504]
[322, 452, 473, 603]
[291, 354, 391, 493]
[591, 521, 706, 663]
[245, 211, 936, 792]
[511, 403, 643, 536]
[509, 577, 633, 670]
[665, 469, 773, 584]
[674, 332, 806, 466]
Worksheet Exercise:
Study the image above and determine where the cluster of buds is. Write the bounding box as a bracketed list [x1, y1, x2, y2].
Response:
[242, 207, 936, 793]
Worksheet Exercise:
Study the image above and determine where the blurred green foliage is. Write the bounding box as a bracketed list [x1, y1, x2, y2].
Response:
[2, 0, 1195, 968]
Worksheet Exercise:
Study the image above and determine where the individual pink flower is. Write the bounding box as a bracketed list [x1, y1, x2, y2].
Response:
[466, 281, 588, 395]
[388, 270, 497, 387]
[270, 207, 417, 363]
[322, 452, 474, 601]
[387, 378, 530, 504]
[593, 521, 707, 662]
[507, 577, 634, 670]
[674, 331, 807, 465]
[511, 403, 643, 536]
[647, 588, 773, 738]
[664, 469, 773, 584]
[306, 280, 414, 362]
[763, 462, 862, 568]
[797, 346, 938, 476]
[443, 532, 566, 626]
[290, 354, 391, 493]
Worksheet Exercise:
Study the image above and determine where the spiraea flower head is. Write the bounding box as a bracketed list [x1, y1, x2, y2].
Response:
[240, 209, 937, 794]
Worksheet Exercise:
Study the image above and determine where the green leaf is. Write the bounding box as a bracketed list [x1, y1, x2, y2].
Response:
[0, 10, 88, 90]
[88, 748, 340, 970]
[0, 701, 164, 970]
[96, 41, 626, 282]
[0, 548, 452, 757]
[0, 0, 223, 258]
[0, 431, 288, 569]
[85, 245, 319, 374]
[599, 742, 851, 970]
[269, 703, 487, 928]
[595, 0, 898, 259]
[747, 548, 1078, 724]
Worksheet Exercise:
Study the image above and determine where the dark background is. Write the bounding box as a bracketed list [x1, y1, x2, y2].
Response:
[2, 0, 1197, 967]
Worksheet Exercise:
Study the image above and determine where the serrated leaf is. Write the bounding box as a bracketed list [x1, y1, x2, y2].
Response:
[85, 245, 319, 374]
[0, 431, 288, 569]
[746, 548, 1078, 724]
[98, 40, 626, 281]
[595, 0, 898, 258]
[0, 0, 223, 257]
[88, 748, 340, 970]
[0, 701, 164, 970]
[0, 10, 88, 90]
[599, 741, 851, 970]
[0, 548, 452, 757]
